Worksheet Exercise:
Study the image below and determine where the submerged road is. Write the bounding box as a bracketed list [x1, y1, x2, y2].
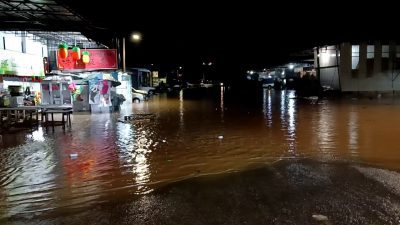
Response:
[3, 89, 400, 224]
[6, 159, 400, 225]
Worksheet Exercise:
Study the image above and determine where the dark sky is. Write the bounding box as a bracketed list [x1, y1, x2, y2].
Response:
[64, 1, 400, 79]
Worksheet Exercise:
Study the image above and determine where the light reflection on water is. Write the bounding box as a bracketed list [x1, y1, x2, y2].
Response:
[275, 90, 297, 154]
[116, 120, 155, 194]
[30, 127, 45, 142]
[317, 103, 335, 154]
[348, 109, 359, 153]
[262, 89, 272, 127]
[179, 89, 184, 129]
[286, 91, 296, 153]
[220, 86, 225, 122]
[2, 89, 400, 218]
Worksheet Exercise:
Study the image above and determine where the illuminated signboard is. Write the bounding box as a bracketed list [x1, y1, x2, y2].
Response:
[57, 49, 118, 71]
[0, 49, 45, 77]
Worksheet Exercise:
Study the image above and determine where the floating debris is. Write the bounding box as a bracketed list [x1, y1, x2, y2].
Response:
[70, 153, 78, 159]
[312, 214, 328, 221]
[218, 135, 224, 139]
[120, 113, 156, 123]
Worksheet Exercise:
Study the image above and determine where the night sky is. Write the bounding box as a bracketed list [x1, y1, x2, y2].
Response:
[65, 1, 400, 80]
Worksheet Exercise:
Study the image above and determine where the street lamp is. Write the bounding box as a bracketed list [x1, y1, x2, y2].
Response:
[202, 62, 213, 82]
[177, 66, 183, 78]
[131, 32, 142, 44]
[122, 31, 143, 72]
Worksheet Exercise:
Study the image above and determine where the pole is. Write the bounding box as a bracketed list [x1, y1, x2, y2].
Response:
[122, 37, 126, 72]
[116, 38, 121, 69]
[316, 47, 321, 85]
[336, 44, 341, 92]
[316, 46, 321, 94]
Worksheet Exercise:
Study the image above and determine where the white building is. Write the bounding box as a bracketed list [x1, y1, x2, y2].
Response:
[315, 42, 400, 93]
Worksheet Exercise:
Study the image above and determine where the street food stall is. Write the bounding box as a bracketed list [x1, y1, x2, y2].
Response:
[41, 78, 72, 105]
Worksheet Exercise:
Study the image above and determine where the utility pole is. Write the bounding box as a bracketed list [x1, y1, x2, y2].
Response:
[122, 37, 126, 72]
[316, 46, 322, 97]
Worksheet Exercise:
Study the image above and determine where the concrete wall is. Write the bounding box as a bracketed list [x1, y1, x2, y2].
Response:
[316, 45, 340, 90]
[0, 31, 47, 57]
[339, 42, 400, 92]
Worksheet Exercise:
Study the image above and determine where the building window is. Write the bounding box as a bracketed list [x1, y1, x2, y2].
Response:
[382, 45, 389, 58]
[382, 45, 390, 71]
[397, 46, 400, 58]
[352, 45, 359, 70]
[367, 45, 374, 59]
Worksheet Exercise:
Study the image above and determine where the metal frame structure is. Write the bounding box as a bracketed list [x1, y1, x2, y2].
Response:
[0, 0, 91, 31]
[2, 30, 104, 49]
[0, 0, 111, 48]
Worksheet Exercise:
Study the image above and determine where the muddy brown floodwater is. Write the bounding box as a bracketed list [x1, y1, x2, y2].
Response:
[2, 88, 400, 224]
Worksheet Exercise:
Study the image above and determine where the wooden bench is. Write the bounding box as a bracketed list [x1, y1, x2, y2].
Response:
[0, 107, 40, 130]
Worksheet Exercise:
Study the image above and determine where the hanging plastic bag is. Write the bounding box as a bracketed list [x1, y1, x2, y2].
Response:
[101, 80, 109, 95]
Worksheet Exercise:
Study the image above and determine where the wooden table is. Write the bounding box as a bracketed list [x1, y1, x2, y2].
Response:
[0, 106, 40, 129]
[0, 105, 74, 131]
[41, 106, 73, 131]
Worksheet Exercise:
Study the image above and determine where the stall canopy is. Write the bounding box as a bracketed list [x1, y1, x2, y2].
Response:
[82, 73, 121, 87]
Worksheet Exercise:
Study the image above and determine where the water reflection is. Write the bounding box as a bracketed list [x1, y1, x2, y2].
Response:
[280, 90, 286, 123]
[4, 90, 400, 219]
[116, 120, 154, 194]
[179, 89, 184, 129]
[315, 103, 336, 156]
[132, 128, 152, 193]
[286, 91, 296, 153]
[30, 127, 45, 142]
[220, 86, 225, 122]
[262, 89, 273, 127]
[0, 139, 56, 218]
[59, 114, 117, 209]
[348, 109, 359, 153]
[278, 90, 297, 153]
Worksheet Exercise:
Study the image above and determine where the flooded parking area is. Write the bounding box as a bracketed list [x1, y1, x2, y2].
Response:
[2, 88, 400, 224]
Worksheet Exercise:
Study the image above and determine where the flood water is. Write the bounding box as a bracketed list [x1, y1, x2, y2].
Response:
[2, 88, 400, 222]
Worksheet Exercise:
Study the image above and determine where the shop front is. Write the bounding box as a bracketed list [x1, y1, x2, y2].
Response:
[0, 49, 45, 108]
